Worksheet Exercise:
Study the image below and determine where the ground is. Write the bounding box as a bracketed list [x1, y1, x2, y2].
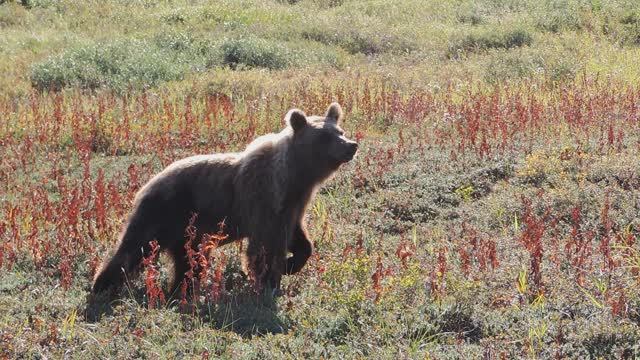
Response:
[1, 0, 640, 358]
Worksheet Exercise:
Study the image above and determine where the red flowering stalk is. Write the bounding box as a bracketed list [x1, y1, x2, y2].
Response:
[142, 240, 165, 309]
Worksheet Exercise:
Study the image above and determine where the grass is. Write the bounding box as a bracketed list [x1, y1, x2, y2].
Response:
[30, 39, 191, 91]
[1, 0, 639, 96]
[447, 28, 534, 59]
[2, 0, 640, 358]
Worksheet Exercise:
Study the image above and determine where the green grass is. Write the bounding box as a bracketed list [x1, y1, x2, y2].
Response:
[3, 0, 640, 358]
[30, 39, 191, 91]
[0, 0, 639, 96]
[447, 28, 534, 59]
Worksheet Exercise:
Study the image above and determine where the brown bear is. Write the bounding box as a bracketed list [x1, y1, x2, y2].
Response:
[91, 102, 357, 295]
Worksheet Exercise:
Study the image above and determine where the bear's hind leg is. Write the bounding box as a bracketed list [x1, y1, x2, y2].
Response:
[167, 236, 209, 300]
[168, 245, 190, 299]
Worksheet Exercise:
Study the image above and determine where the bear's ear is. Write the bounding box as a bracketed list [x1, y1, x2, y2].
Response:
[325, 102, 343, 125]
[286, 109, 308, 132]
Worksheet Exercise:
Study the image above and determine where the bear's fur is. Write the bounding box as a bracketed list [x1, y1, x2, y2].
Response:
[92, 102, 358, 295]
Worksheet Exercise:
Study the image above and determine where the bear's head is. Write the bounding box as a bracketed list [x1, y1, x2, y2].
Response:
[285, 102, 358, 178]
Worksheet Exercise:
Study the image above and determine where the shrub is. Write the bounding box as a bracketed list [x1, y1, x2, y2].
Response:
[457, 12, 484, 26]
[18, 0, 53, 8]
[153, 31, 197, 52]
[535, 3, 585, 33]
[620, 11, 640, 26]
[613, 12, 640, 46]
[0, 1, 30, 27]
[219, 37, 295, 70]
[404, 303, 483, 343]
[620, 26, 640, 46]
[29, 33, 338, 92]
[448, 28, 533, 59]
[582, 331, 640, 359]
[485, 52, 539, 84]
[30, 40, 189, 92]
[160, 10, 189, 25]
[456, 4, 484, 26]
[301, 20, 415, 55]
[484, 48, 579, 84]
[153, 31, 220, 68]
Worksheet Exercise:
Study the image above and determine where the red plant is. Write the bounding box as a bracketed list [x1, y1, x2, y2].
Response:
[519, 196, 548, 292]
[179, 279, 190, 313]
[126, 164, 140, 201]
[609, 288, 628, 317]
[481, 238, 499, 271]
[395, 238, 415, 269]
[458, 222, 499, 276]
[566, 205, 593, 286]
[0, 221, 5, 269]
[94, 169, 107, 234]
[458, 246, 471, 276]
[599, 192, 615, 270]
[183, 213, 201, 299]
[142, 240, 166, 309]
[245, 247, 267, 294]
[428, 247, 448, 299]
[200, 221, 229, 302]
[371, 254, 384, 302]
[1, 74, 639, 326]
[208, 252, 227, 303]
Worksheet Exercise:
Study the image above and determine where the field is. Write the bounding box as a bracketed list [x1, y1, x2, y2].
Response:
[1, 0, 640, 358]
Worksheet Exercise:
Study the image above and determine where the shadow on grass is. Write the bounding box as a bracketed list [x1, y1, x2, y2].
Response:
[83, 277, 289, 337]
[199, 291, 289, 337]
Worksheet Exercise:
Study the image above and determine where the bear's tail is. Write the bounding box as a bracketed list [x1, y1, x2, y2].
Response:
[92, 213, 154, 294]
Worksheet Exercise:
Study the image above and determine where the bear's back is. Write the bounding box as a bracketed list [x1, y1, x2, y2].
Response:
[134, 153, 240, 206]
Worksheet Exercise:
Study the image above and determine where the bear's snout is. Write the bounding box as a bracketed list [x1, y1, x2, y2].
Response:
[348, 141, 358, 153]
[343, 141, 358, 161]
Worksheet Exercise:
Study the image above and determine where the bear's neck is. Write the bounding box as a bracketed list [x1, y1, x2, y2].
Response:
[284, 150, 326, 202]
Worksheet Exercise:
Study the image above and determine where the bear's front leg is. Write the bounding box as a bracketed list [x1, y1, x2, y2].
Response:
[266, 257, 285, 295]
[285, 223, 313, 275]
[245, 225, 288, 294]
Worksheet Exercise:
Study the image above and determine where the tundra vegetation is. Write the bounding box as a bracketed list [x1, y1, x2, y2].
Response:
[1, 0, 640, 358]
